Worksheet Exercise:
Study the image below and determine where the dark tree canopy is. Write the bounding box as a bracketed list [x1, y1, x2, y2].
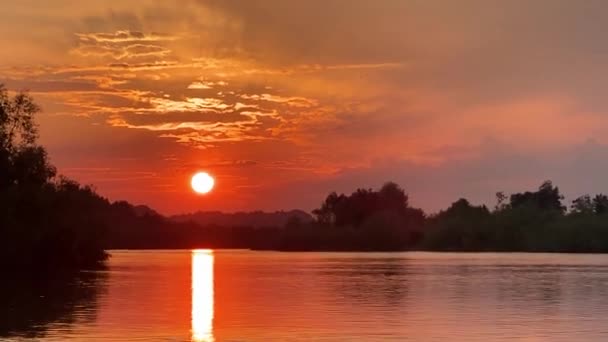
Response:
[509, 180, 566, 213]
[440, 198, 490, 219]
[423, 181, 608, 253]
[0, 85, 106, 271]
[293, 182, 426, 251]
[0, 86, 56, 191]
[593, 194, 608, 215]
[571, 195, 593, 215]
[313, 182, 417, 229]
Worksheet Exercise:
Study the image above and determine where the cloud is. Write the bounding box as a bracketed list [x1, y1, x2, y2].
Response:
[187, 81, 212, 90]
[71, 30, 179, 61]
[147, 96, 231, 112]
[187, 80, 228, 90]
[106, 61, 182, 70]
[73, 43, 172, 60]
[75, 30, 179, 43]
[240, 93, 317, 108]
[104, 96, 286, 148]
[4, 0, 608, 213]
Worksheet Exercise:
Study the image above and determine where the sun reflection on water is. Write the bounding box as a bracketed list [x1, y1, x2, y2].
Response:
[192, 249, 214, 342]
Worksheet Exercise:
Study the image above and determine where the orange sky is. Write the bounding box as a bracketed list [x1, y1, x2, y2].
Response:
[2, 0, 608, 214]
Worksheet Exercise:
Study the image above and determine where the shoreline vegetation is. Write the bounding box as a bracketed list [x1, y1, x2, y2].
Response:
[4, 87, 608, 273]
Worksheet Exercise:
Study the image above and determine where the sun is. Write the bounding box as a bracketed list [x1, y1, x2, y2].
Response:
[191, 172, 215, 194]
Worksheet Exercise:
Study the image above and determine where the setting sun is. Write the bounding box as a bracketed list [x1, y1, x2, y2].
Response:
[191, 172, 215, 194]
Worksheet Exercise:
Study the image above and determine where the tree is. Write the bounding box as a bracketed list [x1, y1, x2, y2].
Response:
[510, 180, 565, 213]
[0, 85, 107, 271]
[494, 191, 508, 211]
[312, 191, 342, 225]
[593, 194, 608, 215]
[0, 85, 55, 190]
[423, 198, 491, 251]
[571, 195, 593, 215]
[0, 85, 39, 149]
[537, 181, 566, 212]
[442, 198, 490, 218]
[379, 182, 409, 207]
[313, 182, 414, 228]
[307, 182, 424, 250]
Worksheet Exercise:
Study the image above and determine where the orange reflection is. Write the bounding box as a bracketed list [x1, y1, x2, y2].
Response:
[191, 249, 214, 342]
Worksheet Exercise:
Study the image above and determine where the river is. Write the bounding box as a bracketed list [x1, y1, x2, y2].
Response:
[4, 250, 608, 341]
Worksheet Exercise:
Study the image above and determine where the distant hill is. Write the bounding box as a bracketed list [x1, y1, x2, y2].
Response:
[132, 204, 161, 217]
[170, 210, 313, 228]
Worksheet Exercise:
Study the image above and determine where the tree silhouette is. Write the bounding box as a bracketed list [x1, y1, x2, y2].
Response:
[593, 194, 608, 215]
[509, 180, 566, 213]
[5, 84, 608, 255]
[571, 195, 593, 215]
[291, 182, 425, 251]
[0, 85, 107, 271]
[0, 85, 56, 190]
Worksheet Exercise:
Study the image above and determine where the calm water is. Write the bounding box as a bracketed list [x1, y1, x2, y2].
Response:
[4, 250, 608, 341]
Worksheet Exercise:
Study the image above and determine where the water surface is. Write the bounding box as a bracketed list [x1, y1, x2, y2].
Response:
[5, 250, 608, 341]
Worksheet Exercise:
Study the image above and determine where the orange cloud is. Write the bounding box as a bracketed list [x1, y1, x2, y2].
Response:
[4, 0, 608, 214]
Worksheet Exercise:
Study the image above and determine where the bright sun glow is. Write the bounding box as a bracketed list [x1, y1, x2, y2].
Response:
[191, 172, 215, 194]
[192, 249, 214, 342]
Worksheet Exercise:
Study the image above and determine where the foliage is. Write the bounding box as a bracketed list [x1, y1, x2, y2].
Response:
[0, 85, 108, 271]
[422, 181, 608, 252]
[509, 180, 566, 213]
[284, 182, 425, 251]
[592, 194, 608, 215]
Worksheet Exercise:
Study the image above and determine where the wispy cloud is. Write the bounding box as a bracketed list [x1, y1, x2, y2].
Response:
[75, 30, 180, 43]
[240, 93, 317, 107]
[71, 30, 179, 60]
[3, 0, 608, 214]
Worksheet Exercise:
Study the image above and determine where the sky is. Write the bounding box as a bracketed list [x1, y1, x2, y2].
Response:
[2, 0, 608, 214]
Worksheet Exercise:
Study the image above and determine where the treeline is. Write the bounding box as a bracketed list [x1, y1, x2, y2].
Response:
[4, 85, 608, 271]
[422, 182, 608, 252]
[171, 209, 312, 228]
[0, 86, 281, 271]
[96, 180, 608, 253]
[275, 180, 608, 252]
[0, 86, 110, 271]
[276, 182, 426, 251]
[105, 201, 282, 250]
